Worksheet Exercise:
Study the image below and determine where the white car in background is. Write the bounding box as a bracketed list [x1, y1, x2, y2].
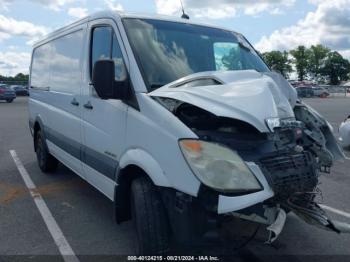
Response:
[312, 86, 329, 97]
[340, 116, 350, 148]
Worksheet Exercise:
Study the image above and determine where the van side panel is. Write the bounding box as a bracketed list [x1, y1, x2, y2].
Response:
[29, 27, 86, 179]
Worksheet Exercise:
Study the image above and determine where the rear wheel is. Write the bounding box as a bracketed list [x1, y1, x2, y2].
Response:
[35, 130, 58, 173]
[6, 99, 13, 103]
[131, 176, 170, 255]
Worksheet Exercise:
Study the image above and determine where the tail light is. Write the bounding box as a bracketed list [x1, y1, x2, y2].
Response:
[0, 89, 5, 94]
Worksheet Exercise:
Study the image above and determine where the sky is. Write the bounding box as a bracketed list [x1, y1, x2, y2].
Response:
[0, 0, 349, 76]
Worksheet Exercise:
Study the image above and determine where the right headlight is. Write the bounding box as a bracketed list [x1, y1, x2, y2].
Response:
[179, 139, 262, 193]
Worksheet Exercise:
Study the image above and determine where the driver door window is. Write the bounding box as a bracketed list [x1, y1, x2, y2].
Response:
[91, 26, 125, 81]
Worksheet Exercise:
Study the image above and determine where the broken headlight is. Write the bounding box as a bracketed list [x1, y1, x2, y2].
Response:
[265, 117, 302, 132]
[265, 117, 281, 132]
[179, 139, 262, 193]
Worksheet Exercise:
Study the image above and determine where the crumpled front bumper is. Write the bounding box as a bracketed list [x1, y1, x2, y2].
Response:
[215, 155, 350, 243]
[217, 149, 319, 214]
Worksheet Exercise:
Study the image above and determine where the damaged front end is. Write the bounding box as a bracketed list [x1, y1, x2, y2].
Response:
[150, 70, 349, 244]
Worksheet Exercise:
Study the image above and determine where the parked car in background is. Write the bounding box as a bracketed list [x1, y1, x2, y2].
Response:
[0, 85, 16, 103]
[290, 81, 315, 88]
[312, 86, 329, 98]
[339, 116, 350, 149]
[296, 86, 314, 98]
[11, 85, 29, 96]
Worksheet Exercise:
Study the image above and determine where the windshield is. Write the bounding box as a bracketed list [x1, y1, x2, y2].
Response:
[123, 18, 269, 91]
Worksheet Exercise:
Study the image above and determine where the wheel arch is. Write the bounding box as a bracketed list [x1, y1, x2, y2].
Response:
[114, 148, 171, 223]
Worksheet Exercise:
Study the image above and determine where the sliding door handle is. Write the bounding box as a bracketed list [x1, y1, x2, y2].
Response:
[71, 98, 79, 106]
[83, 101, 93, 110]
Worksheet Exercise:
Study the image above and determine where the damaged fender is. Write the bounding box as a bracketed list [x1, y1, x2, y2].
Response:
[294, 103, 346, 166]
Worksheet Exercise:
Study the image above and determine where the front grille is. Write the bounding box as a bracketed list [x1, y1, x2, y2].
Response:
[260, 152, 318, 199]
[260, 153, 310, 172]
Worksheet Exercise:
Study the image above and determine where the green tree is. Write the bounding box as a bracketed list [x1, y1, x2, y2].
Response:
[0, 73, 29, 85]
[321, 51, 350, 85]
[262, 50, 292, 78]
[308, 44, 330, 77]
[290, 46, 310, 81]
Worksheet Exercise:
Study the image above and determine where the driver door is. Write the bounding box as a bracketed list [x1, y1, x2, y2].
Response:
[81, 19, 129, 200]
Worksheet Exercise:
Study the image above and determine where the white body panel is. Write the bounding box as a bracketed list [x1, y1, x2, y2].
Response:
[123, 93, 201, 195]
[47, 141, 84, 180]
[340, 120, 350, 148]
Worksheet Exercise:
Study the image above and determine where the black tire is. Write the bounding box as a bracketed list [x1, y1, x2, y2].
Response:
[35, 130, 58, 173]
[131, 176, 170, 255]
[6, 99, 13, 103]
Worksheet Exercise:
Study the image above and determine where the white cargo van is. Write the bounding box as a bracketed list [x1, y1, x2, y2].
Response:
[29, 11, 348, 254]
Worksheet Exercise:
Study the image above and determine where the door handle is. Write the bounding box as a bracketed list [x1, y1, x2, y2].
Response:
[83, 101, 93, 110]
[71, 98, 79, 106]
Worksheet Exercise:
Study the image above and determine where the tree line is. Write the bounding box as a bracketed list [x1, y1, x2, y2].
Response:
[261, 45, 350, 85]
[0, 73, 29, 85]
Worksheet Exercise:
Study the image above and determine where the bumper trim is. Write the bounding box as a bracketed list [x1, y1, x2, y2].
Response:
[266, 208, 287, 244]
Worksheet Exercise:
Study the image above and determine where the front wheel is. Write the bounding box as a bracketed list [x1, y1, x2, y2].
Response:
[6, 99, 13, 103]
[35, 130, 58, 173]
[131, 176, 170, 255]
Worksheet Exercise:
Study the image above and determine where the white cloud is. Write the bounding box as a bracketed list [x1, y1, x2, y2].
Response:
[244, 2, 289, 16]
[0, 51, 31, 76]
[105, 0, 123, 11]
[0, 32, 11, 42]
[339, 50, 350, 60]
[0, 15, 48, 43]
[270, 8, 284, 15]
[34, 0, 78, 11]
[0, 0, 79, 11]
[155, 0, 295, 19]
[68, 7, 88, 18]
[0, 0, 12, 10]
[255, 0, 350, 59]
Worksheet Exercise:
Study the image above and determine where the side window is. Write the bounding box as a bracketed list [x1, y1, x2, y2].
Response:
[50, 30, 83, 93]
[91, 26, 112, 75]
[112, 34, 127, 81]
[31, 44, 52, 90]
[213, 42, 242, 71]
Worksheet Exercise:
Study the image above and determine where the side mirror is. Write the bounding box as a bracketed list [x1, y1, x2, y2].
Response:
[92, 59, 128, 100]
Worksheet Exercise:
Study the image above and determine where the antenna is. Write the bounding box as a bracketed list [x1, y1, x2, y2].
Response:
[180, 0, 189, 19]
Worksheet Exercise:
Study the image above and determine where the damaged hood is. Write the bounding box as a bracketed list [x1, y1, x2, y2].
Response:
[149, 70, 297, 132]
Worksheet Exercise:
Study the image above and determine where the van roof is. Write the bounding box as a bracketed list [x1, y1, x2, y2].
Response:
[34, 10, 239, 47]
